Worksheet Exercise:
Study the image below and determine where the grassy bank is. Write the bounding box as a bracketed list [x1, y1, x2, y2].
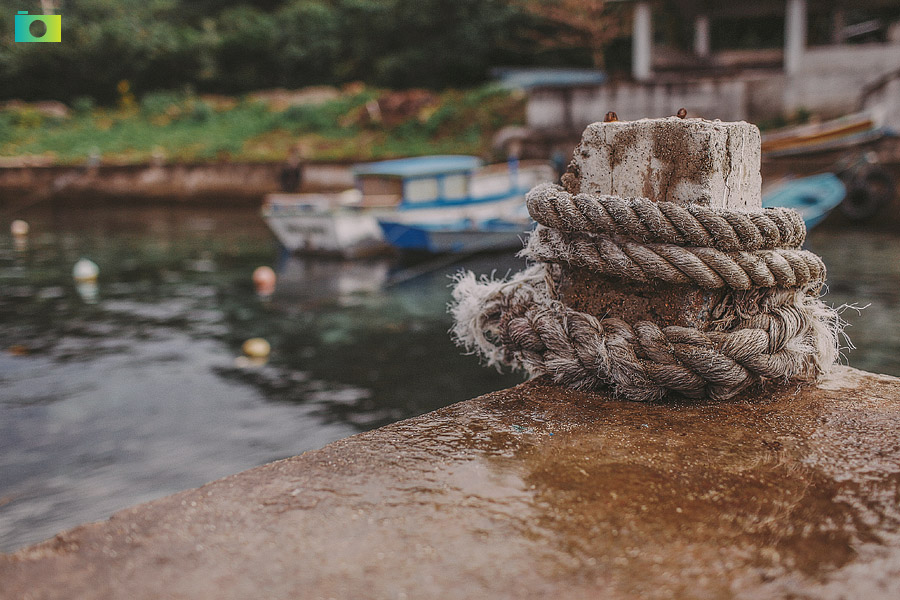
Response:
[0, 85, 525, 166]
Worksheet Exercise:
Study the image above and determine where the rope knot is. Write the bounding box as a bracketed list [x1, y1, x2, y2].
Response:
[451, 182, 842, 402]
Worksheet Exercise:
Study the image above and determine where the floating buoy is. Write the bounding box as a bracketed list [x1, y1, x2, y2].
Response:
[252, 266, 277, 297]
[242, 338, 271, 359]
[10, 220, 29, 237]
[73, 258, 99, 283]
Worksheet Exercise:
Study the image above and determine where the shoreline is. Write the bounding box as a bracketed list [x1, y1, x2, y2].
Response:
[2, 156, 899, 229]
[0, 161, 355, 206]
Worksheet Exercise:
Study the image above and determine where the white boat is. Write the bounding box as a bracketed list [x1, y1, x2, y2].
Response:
[262, 156, 555, 257]
[262, 190, 386, 258]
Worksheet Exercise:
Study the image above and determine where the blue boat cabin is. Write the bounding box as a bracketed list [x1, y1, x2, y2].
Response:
[352, 155, 483, 209]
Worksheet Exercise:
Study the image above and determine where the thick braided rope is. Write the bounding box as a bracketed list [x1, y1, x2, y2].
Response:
[451, 178, 839, 401]
[451, 265, 837, 402]
[522, 226, 826, 291]
[526, 183, 807, 251]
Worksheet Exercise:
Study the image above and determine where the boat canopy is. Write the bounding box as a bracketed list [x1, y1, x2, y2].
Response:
[353, 155, 483, 179]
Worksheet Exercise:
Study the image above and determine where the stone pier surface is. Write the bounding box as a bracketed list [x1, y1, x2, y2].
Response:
[3, 366, 900, 600]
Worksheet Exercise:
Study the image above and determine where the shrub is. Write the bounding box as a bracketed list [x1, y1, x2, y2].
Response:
[140, 91, 186, 117]
[71, 97, 96, 115]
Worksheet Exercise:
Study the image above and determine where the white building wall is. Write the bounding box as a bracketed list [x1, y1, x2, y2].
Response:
[785, 43, 900, 117]
[526, 90, 570, 130]
[529, 79, 748, 131]
[527, 40, 900, 131]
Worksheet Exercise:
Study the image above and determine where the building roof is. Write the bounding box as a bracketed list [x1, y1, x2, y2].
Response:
[491, 68, 607, 90]
[353, 156, 483, 178]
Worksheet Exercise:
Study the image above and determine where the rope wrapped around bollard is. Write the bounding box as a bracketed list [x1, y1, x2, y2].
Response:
[450, 183, 842, 402]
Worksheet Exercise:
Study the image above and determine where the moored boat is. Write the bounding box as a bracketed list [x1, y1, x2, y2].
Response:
[262, 156, 555, 257]
[262, 190, 385, 258]
[762, 173, 846, 231]
[761, 110, 892, 158]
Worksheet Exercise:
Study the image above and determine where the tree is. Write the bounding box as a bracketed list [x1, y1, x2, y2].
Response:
[513, 0, 625, 69]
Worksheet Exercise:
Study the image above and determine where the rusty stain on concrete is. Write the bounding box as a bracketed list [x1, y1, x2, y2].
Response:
[555, 266, 724, 328]
[2, 366, 899, 599]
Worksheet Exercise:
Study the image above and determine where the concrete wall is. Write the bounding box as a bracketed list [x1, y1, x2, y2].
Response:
[0, 161, 355, 203]
[745, 73, 789, 122]
[786, 43, 900, 117]
[527, 79, 749, 131]
[526, 89, 571, 131]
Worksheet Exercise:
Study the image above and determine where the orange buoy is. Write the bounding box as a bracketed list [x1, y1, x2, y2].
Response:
[252, 266, 277, 297]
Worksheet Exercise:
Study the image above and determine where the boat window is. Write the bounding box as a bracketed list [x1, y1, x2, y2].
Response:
[442, 174, 469, 200]
[358, 176, 402, 207]
[405, 177, 439, 203]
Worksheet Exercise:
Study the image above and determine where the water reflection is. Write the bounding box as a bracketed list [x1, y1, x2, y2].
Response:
[805, 229, 900, 376]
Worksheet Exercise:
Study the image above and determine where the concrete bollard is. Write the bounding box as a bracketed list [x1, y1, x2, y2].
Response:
[558, 117, 762, 327]
[452, 115, 833, 401]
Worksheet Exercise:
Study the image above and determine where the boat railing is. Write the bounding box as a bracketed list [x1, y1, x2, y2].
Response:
[358, 194, 402, 209]
[263, 192, 339, 211]
[472, 160, 556, 197]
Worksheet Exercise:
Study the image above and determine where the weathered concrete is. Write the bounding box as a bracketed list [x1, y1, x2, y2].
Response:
[2, 366, 899, 599]
[562, 117, 761, 209]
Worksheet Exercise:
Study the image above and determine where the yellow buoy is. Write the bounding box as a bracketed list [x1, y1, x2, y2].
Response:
[242, 338, 271, 359]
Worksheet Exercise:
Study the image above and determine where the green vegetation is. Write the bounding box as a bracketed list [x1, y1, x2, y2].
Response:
[0, 85, 526, 164]
[0, 0, 594, 103]
[0, 0, 619, 165]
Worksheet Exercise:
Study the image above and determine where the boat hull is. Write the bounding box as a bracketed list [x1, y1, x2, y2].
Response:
[379, 220, 531, 253]
[762, 173, 846, 231]
[262, 194, 388, 258]
[761, 111, 889, 158]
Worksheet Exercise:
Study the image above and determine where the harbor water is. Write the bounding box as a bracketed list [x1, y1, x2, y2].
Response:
[1, 202, 898, 552]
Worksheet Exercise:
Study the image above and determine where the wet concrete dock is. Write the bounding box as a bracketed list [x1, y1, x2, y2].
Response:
[3, 365, 900, 599]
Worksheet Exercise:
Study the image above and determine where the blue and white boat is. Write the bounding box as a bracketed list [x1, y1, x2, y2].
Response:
[369, 156, 554, 253]
[263, 155, 555, 257]
[762, 173, 846, 231]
